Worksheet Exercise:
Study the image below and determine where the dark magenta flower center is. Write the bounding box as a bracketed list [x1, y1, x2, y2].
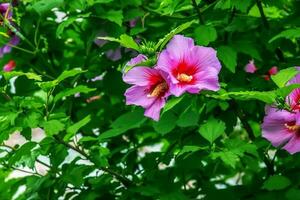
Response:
[285, 121, 300, 134]
[148, 82, 168, 97]
[172, 61, 197, 84]
[148, 74, 168, 98]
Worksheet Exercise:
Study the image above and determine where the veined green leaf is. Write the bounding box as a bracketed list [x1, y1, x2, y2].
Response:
[271, 67, 299, 88]
[155, 20, 196, 51]
[98, 34, 140, 51]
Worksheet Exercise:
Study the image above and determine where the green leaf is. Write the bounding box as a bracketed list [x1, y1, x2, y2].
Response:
[37, 80, 59, 92]
[269, 28, 300, 43]
[98, 128, 125, 141]
[56, 13, 91, 37]
[231, 41, 262, 61]
[194, 25, 217, 46]
[217, 46, 237, 73]
[153, 112, 177, 135]
[99, 109, 146, 140]
[276, 84, 300, 97]
[100, 10, 123, 26]
[87, 0, 113, 5]
[199, 118, 226, 144]
[57, 69, 85, 82]
[54, 85, 96, 102]
[31, 0, 64, 15]
[43, 120, 65, 136]
[2, 71, 42, 81]
[65, 115, 91, 141]
[38, 69, 85, 91]
[271, 67, 298, 88]
[178, 145, 207, 156]
[231, 0, 252, 12]
[8, 142, 38, 168]
[263, 175, 291, 191]
[219, 90, 276, 104]
[61, 165, 93, 187]
[119, 34, 140, 50]
[177, 106, 199, 127]
[211, 151, 239, 168]
[286, 188, 300, 200]
[98, 34, 140, 51]
[155, 20, 196, 51]
[163, 96, 184, 113]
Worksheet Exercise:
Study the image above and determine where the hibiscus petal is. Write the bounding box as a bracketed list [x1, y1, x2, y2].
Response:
[126, 54, 147, 67]
[124, 85, 155, 108]
[144, 98, 165, 121]
[262, 107, 295, 147]
[193, 70, 220, 91]
[165, 35, 194, 61]
[190, 46, 221, 72]
[283, 135, 300, 154]
[288, 72, 300, 85]
[123, 67, 158, 86]
[156, 51, 179, 84]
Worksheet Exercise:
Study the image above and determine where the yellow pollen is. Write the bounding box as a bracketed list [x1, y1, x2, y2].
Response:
[285, 123, 300, 132]
[148, 82, 168, 97]
[177, 73, 193, 82]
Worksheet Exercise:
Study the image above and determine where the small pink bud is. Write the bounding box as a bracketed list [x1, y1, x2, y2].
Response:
[244, 60, 257, 73]
[268, 66, 278, 75]
[3, 60, 16, 72]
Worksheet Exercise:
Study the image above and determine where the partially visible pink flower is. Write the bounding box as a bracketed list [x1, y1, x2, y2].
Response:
[105, 48, 121, 61]
[0, 3, 12, 19]
[156, 35, 221, 97]
[126, 54, 147, 67]
[0, 3, 20, 57]
[123, 66, 170, 121]
[262, 106, 300, 154]
[244, 60, 257, 73]
[3, 60, 16, 72]
[262, 67, 300, 154]
[129, 18, 138, 28]
[268, 66, 278, 76]
[0, 35, 20, 57]
[122, 54, 147, 74]
[286, 71, 300, 110]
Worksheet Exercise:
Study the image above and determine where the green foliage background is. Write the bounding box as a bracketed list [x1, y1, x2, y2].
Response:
[1, 0, 300, 199]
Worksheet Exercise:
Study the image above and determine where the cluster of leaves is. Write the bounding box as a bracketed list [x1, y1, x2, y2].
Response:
[1, 0, 300, 199]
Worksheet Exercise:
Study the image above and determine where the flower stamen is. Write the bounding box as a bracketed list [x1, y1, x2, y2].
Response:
[285, 123, 300, 132]
[177, 73, 193, 83]
[148, 82, 168, 97]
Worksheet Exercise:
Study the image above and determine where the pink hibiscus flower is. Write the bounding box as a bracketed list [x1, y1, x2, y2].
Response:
[123, 56, 170, 121]
[262, 68, 300, 154]
[286, 72, 300, 110]
[262, 106, 300, 154]
[156, 35, 221, 96]
[244, 60, 257, 74]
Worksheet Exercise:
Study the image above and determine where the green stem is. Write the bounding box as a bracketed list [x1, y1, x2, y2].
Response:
[6, 43, 36, 54]
[53, 135, 132, 187]
[230, 100, 275, 176]
[191, 0, 205, 24]
[256, 0, 269, 28]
